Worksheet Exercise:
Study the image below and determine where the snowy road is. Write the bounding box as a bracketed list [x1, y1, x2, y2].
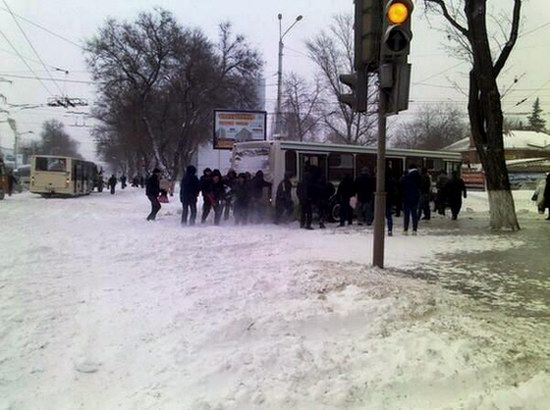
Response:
[1, 189, 549, 409]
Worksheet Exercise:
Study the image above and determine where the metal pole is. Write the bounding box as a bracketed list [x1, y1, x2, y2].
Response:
[276, 38, 283, 136]
[372, 86, 388, 268]
[13, 131, 18, 169]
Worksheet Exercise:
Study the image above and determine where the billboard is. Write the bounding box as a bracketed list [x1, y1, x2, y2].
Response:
[213, 110, 267, 150]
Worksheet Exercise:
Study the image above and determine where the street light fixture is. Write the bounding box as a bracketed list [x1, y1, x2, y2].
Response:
[275, 13, 303, 138]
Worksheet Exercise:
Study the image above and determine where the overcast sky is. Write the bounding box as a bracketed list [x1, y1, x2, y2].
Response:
[1, 0, 549, 161]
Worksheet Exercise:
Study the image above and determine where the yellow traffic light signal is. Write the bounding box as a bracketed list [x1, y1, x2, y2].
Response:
[381, 0, 414, 60]
[387, 2, 409, 25]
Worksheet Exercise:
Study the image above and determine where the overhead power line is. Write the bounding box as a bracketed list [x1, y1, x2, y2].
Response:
[2, 0, 65, 96]
[0, 73, 96, 84]
[0, 46, 68, 72]
[0, 28, 53, 95]
[0, 4, 87, 51]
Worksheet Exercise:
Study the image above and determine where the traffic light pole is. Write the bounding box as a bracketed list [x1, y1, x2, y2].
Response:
[373, 85, 388, 268]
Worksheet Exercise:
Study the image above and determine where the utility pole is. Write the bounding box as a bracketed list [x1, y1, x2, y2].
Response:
[372, 0, 414, 268]
[275, 13, 303, 138]
[340, 0, 413, 268]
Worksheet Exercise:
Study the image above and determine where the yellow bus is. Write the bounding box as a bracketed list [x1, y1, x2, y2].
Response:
[30, 155, 99, 197]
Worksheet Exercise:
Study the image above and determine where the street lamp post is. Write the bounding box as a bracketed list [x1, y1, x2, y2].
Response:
[275, 13, 303, 138]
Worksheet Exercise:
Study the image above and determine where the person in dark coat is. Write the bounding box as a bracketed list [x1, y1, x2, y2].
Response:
[180, 165, 200, 225]
[316, 175, 334, 229]
[200, 168, 213, 223]
[209, 169, 225, 225]
[435, 170, 449, 215]
[233, 173, 250, 225]
[297, 168, 313, 229]
[401, 164, 421, 234]
[446, 171, 467, 220]
[544, 173, 550, 220]
[354, 167, 375, 225]
[146, 168, 161, 221]
[120, 175, 127, 189]
[7, 170, 17, 196]
[308, 165, 328, 229]
[337, 174, 356, 227]
[250, 170, 271, 223]
[418, 167, 432, 221]
[275, 171, 294, 224]
[385, 168, 399, 236]
[108, 174, 117, 195]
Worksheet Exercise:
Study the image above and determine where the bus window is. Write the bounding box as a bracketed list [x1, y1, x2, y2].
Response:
[387, 157, 404, 177]
[328, 153, 354, 182]
[299, 153, 327, 179]
[233, 147, 272, 181]
[285, 150, 297, 177]
[36, 157, 67, 172]
[356, 154, 376, 177]
[406, 157, 422, 169]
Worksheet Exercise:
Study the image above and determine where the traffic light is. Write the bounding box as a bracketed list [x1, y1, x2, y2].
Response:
[380, 0, 413, 62]
[338, 69, 368, 113]
[354, 0, 382, 70]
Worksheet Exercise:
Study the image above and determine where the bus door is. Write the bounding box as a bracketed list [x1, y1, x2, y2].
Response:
[387, 157, 404, 178]
[328, 152, 354, 183]
[298, 152, 327, 180]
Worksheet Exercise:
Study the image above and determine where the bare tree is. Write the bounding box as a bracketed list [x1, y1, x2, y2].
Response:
[392, 104, 467, 150]
[38, 119, 82, 158]
[281, 72, 323, 141]
[424, 0, 522, 230]
[306, 14, 378, 145]
[85, 9, 263, 180]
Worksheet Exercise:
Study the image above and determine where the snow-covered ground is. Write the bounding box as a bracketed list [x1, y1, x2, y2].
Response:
[1, 189, 549, 409]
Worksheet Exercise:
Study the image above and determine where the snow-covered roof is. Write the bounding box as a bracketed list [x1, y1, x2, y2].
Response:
[444, 138, 471, 152]
[444, 130, 550, 152]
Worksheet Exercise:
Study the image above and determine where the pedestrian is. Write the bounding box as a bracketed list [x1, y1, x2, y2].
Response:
[446, 171, 467, 220]
[222, 170, 237, 221]
[108, 174, 117, 195]
[400, 164, 421, 234]
[233, 173, 250, 225]
[159, 175, 171, 203]
[210, 169, 225, 225]
[354, 167, 375, 226]
[7, 170, 17, 196]
[435, 170, 449, 215]
[544, 173, 550, 220]
[180, 165, 200, 225]
[337, 174, 355, 227]
[316, 174, 334, 229]
[532, 177, 546, 214]
[200, 168, 213, 223]
[385, 168, 399, 236]
[275, 171, 294, 224]
[146, 168, 161, 221]
[250, 170, 271, 223]
[297, 167, 313, 229]
[120, 174, 127, 189]
[418, 167, 432, 221]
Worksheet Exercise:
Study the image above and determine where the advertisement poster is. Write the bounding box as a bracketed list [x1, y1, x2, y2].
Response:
[213, 110, 267, 150]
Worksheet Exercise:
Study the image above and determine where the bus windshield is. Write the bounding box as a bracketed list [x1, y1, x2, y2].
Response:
[36, 157, 67, 172]
[232, 147, 271, 181]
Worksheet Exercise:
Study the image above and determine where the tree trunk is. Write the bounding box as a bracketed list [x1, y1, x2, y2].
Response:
[466, 0, 520, 231]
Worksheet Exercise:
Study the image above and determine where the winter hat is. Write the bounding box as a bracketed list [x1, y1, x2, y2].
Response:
[186, 165, 197, 175]
[152, 168, 161, 174]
